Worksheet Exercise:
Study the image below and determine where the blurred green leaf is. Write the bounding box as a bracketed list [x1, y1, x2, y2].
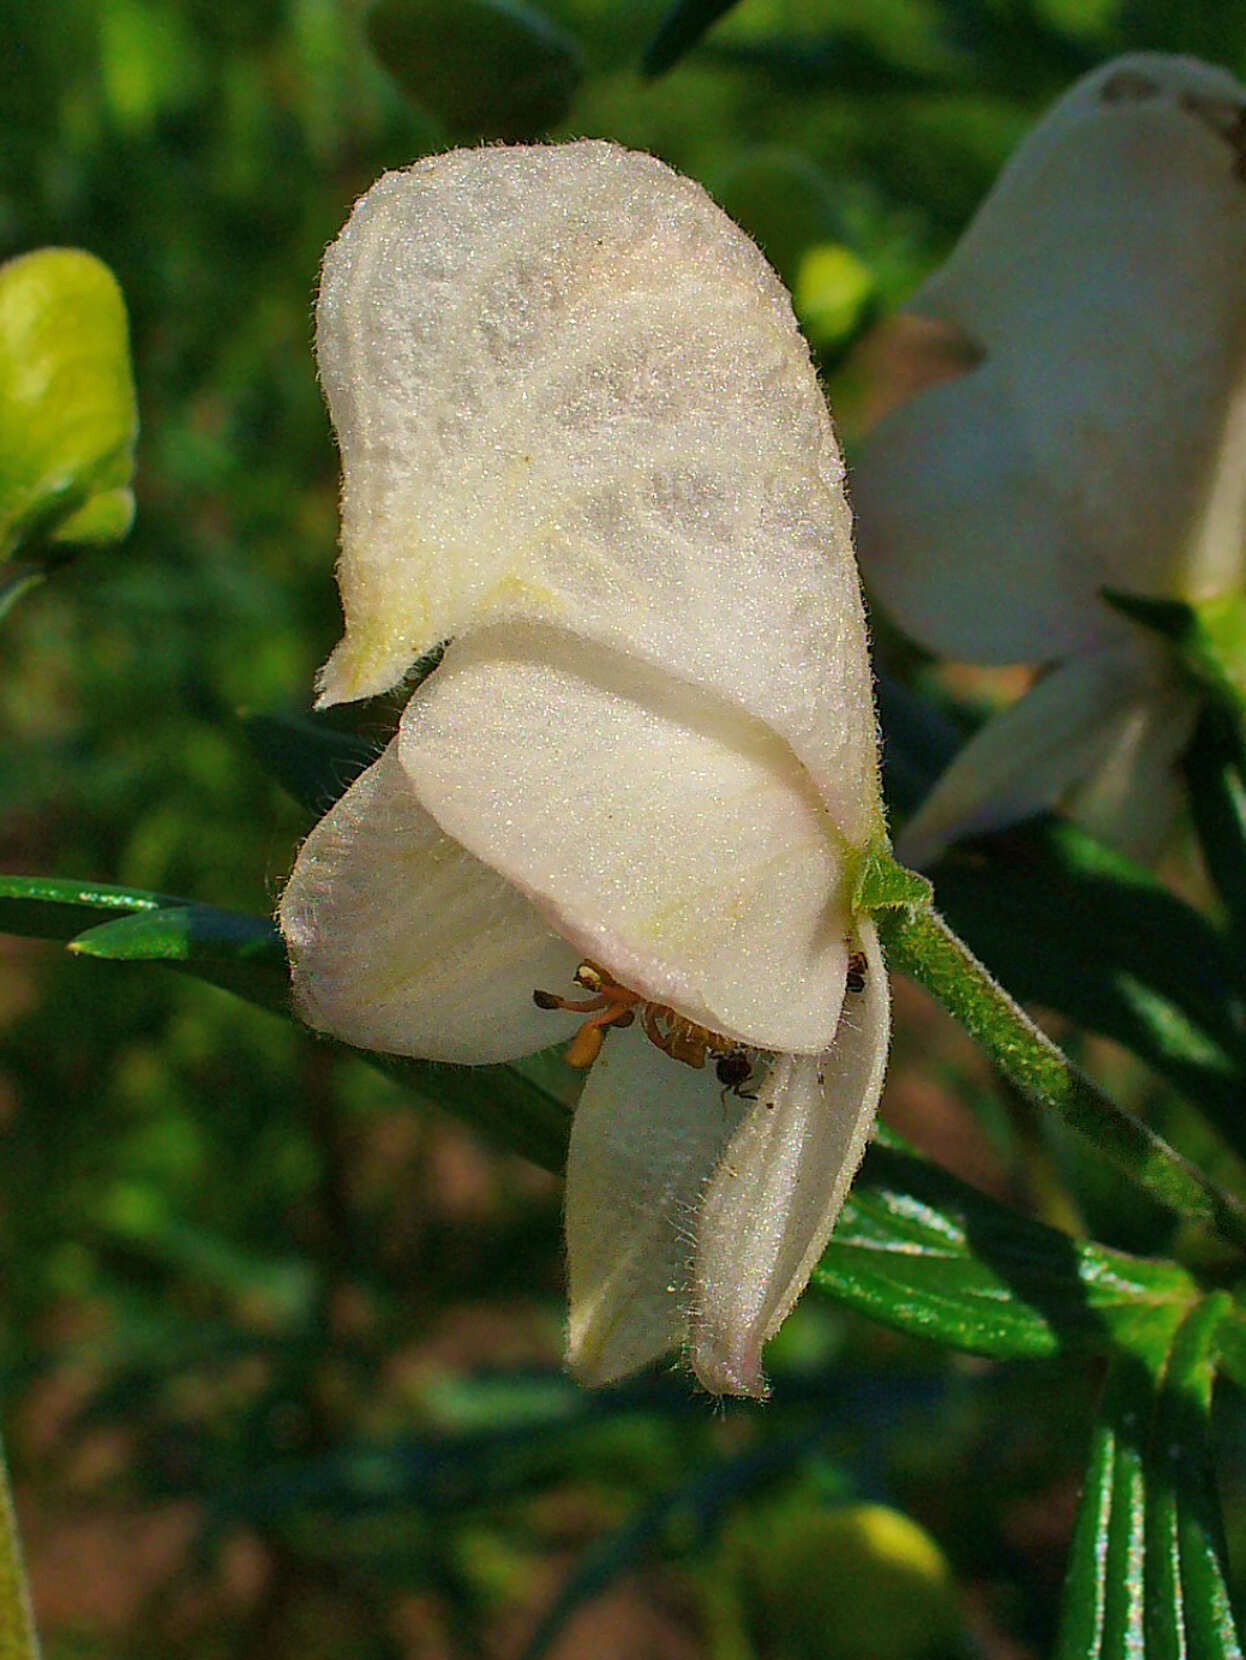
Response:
[816, 1138, 1199, 1361]
[715, 147, 840, 285]
[243, 708, 378, 817]
[1054, 1294, 1242, 1658]
[0, 1430, 39, 1660]
[1103, 587, 1246, 740]
[0, 871, 571, 1168]
[930, 821, 1246, 1160]
[0, 248, 138, 562]
[366, 0, 581, 140]
[643, 0, 743, 77]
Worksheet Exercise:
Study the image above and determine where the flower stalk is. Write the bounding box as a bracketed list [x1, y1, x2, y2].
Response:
[878, 895, 1246, 1254]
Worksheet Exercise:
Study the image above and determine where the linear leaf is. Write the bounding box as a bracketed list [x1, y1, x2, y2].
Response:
[70, 904, 290, 1014]
[242, 709, 378, 817]
[0, 871, 179, 940]
[1054, 1353, 1149, 1659]
[1055, 1295, 1243, 1659]
[1145, 1295, 1242, 1659]
[642, 0, 743, 76]
[814, 1139, 1198, 1360]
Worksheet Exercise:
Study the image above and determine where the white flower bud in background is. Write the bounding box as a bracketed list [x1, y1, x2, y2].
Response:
[279, 143, 890, 1397]
[852, 53, 1246, 866]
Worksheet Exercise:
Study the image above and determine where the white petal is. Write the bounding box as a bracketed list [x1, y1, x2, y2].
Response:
[856, 54, 1246, 657]
[314, 142, 880, 845]
[854, 360, 1102, 663]
[895, 640, 1176, 867]
[690, 919, 889, 1398]
[1065, 672, 1199, 862]
[278, 743, 583, 1063]
[398, 625, 851, 1054]
[564, 1022, 750, 1387]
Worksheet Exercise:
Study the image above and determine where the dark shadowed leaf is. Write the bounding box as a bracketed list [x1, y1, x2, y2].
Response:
[879, 674, 1246, 1156]
[367, 0, 581, 140]
[242, 709, 379, 817]
[643, 0, 743, 76]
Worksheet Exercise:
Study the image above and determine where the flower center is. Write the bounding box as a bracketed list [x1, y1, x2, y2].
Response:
[533, 960, 757, 1095]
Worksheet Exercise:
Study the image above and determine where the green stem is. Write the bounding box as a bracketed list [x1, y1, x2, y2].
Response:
[0, 1437, 39, 1660]
[878, 901, 1246, 1256]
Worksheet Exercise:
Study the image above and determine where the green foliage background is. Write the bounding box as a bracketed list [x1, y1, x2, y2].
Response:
[3, 1, 1246, 1655]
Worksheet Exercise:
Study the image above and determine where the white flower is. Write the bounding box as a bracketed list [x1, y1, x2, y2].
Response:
[852, 54, 1246, 866]
[278, 142, 889, 1397]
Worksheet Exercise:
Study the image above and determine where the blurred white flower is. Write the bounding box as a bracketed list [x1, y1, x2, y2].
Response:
[278, 143, 889, 1397]
[852, 53, 1246, 866]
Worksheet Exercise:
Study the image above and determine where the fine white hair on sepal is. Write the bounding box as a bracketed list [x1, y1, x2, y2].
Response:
[689, 918, 889, 1398]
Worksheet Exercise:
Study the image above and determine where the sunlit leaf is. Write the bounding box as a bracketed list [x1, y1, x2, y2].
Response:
[815, 1138, 1199, 1361]
[1054, 1294, 1243, 1658]
[0, 248, 138, 561]
[366, 0, 580, 140]
[0, 872, 177, 940]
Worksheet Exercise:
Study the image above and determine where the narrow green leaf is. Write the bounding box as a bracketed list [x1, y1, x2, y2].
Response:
[643, 0, 743, 76]
[815, 1140, 1198, 1360]
[1054, 1355, 1149, 1660]
[241, 709, 378, 817]
[69, 904, 290, 1015]
[69, 903, 284, 965]
[0, 563, 45, 620]
[366, 0, 581, 140]
[0, 871, 178, 940]
[1055, 1296, 1243, 1659]
[0, 248, 137, 561]
[1146, 1295, 1242, 1659]
[0, 1431, 40, 1660]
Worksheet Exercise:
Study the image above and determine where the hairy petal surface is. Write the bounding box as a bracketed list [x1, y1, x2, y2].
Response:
[315, 141, 879, 844]
[399, 625, 850, 1054]
[690, 919, 889, 1398]
[565, 1023, 750, 1387]
[856, 53, 1246, 660]
[895, 641, 1185, 868]
[279, 743, 583, 1062]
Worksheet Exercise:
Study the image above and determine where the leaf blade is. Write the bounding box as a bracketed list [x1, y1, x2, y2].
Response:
[814, 1140, 1199, 1361]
